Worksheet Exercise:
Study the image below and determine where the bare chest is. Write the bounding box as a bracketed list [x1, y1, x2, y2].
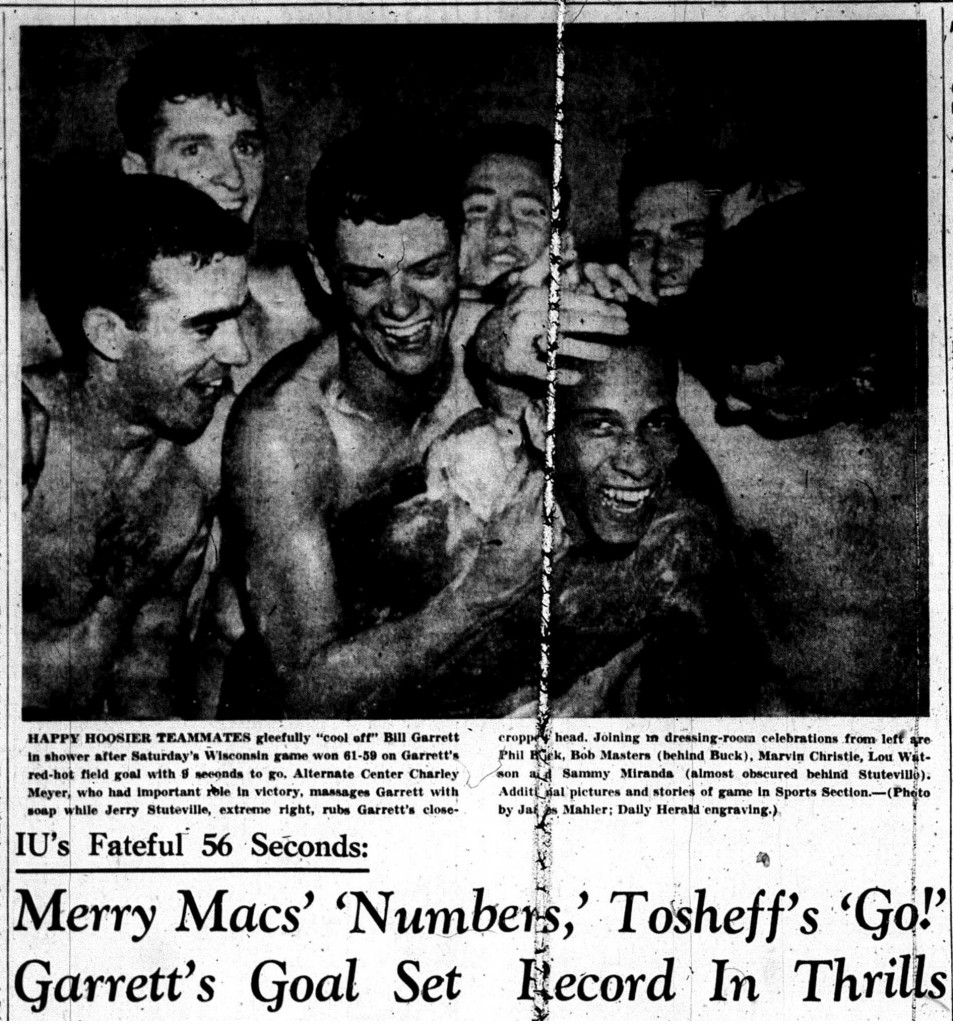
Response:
[24, 439, 206, 625]
[326, 410, 429, 512]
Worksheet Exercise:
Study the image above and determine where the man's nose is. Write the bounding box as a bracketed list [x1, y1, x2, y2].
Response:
[654, 239, 682, 276]
[610, 435, 653, 480]
[383, 275, 420, 321]
[489, 201, 516, 238]
[210, 147, 244, 192]
[214, 319, 251, 367]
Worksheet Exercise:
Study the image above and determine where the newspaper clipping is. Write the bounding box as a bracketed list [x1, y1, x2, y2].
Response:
[4, 1, 951, 1019]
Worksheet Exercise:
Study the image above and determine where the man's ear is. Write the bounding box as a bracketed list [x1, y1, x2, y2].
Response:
[121, 151, 148, 176]
[307, 246, 334, 298]
[83, 307, 133, 362]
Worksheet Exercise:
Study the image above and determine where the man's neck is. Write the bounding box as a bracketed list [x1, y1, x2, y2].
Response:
[75, 361, 162, 459]
[338, 334, 452, 430]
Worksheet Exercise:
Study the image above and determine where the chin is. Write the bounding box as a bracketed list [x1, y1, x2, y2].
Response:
[582, 509, 649, 548]
[387, 348, 443, 378]
[156, 418, 214, 446]
[591, 525, 645, 547]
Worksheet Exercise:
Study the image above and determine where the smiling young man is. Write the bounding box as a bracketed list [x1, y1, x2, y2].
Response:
[22, 176, 251, 720]
[543, 338, 761, 716]
[220, 131, 545, 718]
[24, 40, 317, 466]
[399, 332, 762, 717]
[117, 41, 266, 226]
[117, 39, 318, 390]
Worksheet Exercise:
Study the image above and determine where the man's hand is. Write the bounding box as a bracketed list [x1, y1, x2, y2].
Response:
[455, 461, 546, 609]
[473, 285, 624, 386]
[579, 262, 646, 304]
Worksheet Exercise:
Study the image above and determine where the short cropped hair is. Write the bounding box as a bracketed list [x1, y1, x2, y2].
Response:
[117, 38, 264, 160]
[460, 122, 567, 211]
[40, 175, 251, 359]
[306, 129, 461, 271]
[556, 325, 683, 409]
[618, 127, 719, 227]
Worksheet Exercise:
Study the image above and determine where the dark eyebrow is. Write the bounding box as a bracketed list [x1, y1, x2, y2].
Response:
[671, 219, 708, 232]
[512, 189, 549, 204]
[569, 406, 622, 420]
[164, 132, 213, 148]
[463, 186, 495, 200]
[339, 247, 453, 277]
[182, 295, 250, 330]
[339, 262, 387, 279]
[406, 246, 454, 272]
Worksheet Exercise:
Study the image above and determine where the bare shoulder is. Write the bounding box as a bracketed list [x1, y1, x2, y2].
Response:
[22, 363, 70, 419]
[21, 294, 62, 367]
[248, 262, 315, 324]
[245, 247, 321, 364]
[22, 365, 81, 483]
[224, 334, 342, 512]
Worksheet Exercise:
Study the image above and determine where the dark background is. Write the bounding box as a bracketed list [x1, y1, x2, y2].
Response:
[18, 21, 931, 717]
[21, 22, 926, 260]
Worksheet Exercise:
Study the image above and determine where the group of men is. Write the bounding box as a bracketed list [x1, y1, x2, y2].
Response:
[22, 38, 923, 720]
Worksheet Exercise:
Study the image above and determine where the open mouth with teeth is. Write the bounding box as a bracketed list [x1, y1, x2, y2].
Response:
[487, 251, 526, 271]
[599, 484, 654, 517]
[189, 377, 230, 401]
[216, 198, 248, 217]
[380, 320, 433, 349]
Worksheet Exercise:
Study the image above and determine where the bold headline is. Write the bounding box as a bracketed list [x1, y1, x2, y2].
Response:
[10, 885, 949, 1011]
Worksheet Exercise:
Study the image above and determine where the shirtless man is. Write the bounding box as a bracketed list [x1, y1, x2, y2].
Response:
[22, 176, 251, 720]
[546, 338, 759, 715]
[117, 39, 318, 481]
[422, 330, 760, 717]
[118, 36, 315, 363]
[27, 39, 316, 481]
[221, 131, 548, 718]
[457, 123, 627, 395]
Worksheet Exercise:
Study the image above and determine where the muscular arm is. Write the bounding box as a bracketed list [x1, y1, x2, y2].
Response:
[223, 390, 536, 718]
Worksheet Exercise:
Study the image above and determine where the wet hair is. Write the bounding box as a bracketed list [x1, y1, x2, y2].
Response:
[618, 127, 718, 230]
[39, 174, 251, 360]
[460, 122, 568, 212]
[558, 303, 680, 404]
[306, 128, 461, 272]
[557, 320, 733, 526]
[117, 38, 264, 160]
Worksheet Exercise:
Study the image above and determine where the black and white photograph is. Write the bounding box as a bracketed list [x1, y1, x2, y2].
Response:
[4, 7, 950, 1022]
[19, 19, 928, 721]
